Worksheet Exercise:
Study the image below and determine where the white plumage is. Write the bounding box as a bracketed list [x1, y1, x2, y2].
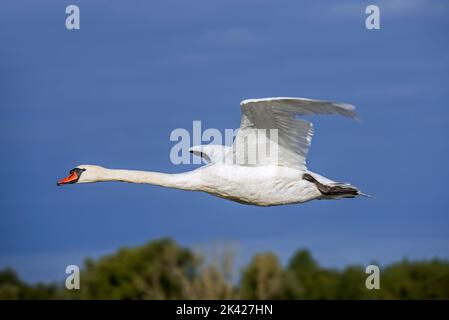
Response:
[58, 97, 367, 206]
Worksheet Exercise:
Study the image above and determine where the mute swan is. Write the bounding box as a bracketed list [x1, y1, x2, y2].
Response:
[57, 97, 367, 206]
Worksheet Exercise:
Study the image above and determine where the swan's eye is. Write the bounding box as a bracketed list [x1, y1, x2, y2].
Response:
[70, 168, 85, 174]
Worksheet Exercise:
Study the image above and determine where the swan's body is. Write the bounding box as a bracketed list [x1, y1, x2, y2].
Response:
[58, 97, 367, 206]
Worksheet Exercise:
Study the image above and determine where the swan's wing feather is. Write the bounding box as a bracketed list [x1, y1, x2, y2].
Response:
[240, 97, 358, 122]
[233, 97, 358, 170]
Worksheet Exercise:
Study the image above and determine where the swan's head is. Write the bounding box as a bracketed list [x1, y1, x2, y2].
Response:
[57, 165, 106, 185]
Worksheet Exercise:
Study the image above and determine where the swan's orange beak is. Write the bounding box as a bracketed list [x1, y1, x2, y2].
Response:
[57, 172, 79, 186]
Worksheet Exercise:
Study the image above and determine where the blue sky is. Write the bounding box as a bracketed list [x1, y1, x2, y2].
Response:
[1, 0, 448, 283]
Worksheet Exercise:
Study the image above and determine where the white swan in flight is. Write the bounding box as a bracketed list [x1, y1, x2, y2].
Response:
[58, 97, 367, 206]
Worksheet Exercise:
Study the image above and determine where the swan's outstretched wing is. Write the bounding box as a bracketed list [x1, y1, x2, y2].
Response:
[231, 97, 358, 170]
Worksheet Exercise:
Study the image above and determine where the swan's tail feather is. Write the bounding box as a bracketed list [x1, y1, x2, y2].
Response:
[357, 191, 374, 198]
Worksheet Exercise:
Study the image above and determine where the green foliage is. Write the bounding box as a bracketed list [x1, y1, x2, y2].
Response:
[288, 250, 340, 299]
[240, 253, 296, 299]
[0, 268, 60, 299]
[380, 259, 449, 299]
[78, 238, 197, 299]
[1, 239, 449, 300]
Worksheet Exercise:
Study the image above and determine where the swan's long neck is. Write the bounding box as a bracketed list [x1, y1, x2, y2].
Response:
[93, 168, 200, 191]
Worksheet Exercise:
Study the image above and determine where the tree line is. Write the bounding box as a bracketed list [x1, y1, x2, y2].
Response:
[1, 238, 448, 299]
